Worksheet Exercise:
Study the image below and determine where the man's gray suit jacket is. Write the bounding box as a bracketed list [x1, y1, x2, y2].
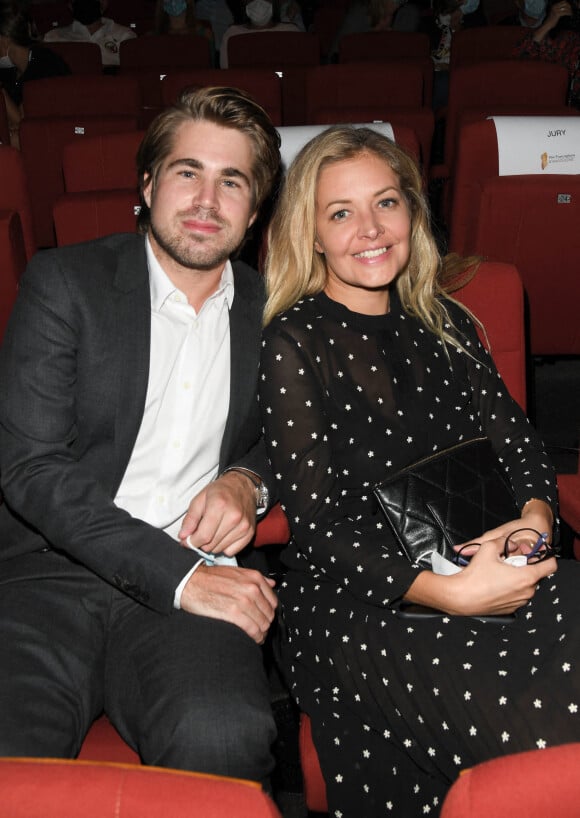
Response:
[0, 233, 273, 615]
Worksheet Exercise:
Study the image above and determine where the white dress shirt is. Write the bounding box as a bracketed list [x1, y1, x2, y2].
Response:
[114, 238, 234, 606]
[44, 18, 136, 65]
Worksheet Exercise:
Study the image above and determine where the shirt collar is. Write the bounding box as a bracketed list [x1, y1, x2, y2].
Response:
[146, 235, 235, 313]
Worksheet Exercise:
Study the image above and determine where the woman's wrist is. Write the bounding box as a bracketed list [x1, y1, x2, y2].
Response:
[520, 498, 554, 538]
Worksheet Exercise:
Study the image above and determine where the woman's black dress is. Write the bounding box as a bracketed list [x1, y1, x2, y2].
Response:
[260, 290, 580, 817]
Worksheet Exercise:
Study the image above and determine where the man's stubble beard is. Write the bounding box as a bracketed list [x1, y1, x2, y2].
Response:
[149, 219, 245, 272]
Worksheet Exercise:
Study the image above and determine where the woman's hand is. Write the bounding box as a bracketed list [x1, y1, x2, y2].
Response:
[533, 2, 572, 40]
[405, 536, 557, 617]
[448, 540, 557, 616]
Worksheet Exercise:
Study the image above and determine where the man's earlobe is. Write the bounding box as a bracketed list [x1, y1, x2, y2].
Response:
[143, 174, 153, 209]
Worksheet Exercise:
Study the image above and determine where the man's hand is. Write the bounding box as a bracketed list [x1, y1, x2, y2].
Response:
[180, 563, 278, 644]
[178, 471, 257, 557]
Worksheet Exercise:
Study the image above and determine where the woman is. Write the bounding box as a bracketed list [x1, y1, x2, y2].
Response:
[219, 0, 300, 68]
[153, 0, 213, 43]
[514, 0, 580, 107]
[260, 126, 580, 816]
[0, 6, 70, 146]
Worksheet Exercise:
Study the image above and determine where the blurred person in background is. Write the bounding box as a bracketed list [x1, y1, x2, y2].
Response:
[43, 0, 135, 66]
[513, 0, 580, 106]
[220, 0, 300, 67]
[0, 2, 70, 146]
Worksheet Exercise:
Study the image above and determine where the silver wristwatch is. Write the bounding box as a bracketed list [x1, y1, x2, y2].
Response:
[223, 467, 269, 512]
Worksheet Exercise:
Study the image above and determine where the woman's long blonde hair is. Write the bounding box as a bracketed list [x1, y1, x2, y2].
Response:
[263, 126, 477, 350]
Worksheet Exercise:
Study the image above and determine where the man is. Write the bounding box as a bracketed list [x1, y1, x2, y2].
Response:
[0, 86, 281, 783]
[44, 0, 135, 66]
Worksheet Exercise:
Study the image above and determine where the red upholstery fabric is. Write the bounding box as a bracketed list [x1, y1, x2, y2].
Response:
[453, 261, 526, 410]
[441, 743, 580, 818]
[254, 503, 291, 548]
[160, 68, 283, 126]
[449, 25, 526, 70]
[119, 34, 212, 71]
[306, 63, 427, 121]
[0, 758, 282, 818]
[78, 717, 140, 764]
[62, 130, 144, 193]
[22, 74, 141, 119]
[449, 115, 578, 255]
[0, 89, 10, 146]
[433, 60, 569, 191]
[0, 145, 36, 260]
[44, 42, 103, 74]
[19, 115, 138, 248]
[311, 6, 346, 61]
[337, 34, 433, 106]
[299, 714, 327, 813]
[473, 175, 580, 355]
[339, 30, 431, 61]
[227, 31, 321, 69]
[0, 210, 26, 344]
[53, 189, 141, 246]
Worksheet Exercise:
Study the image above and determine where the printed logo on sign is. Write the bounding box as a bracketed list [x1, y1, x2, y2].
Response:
[557, 194, 572, 204]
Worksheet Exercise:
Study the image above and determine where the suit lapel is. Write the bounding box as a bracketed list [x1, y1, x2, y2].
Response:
[108, 236, 151, 492]
[220, 262, 263, 467]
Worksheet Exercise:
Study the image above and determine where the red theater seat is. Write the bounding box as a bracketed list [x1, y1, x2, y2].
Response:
[441, 743, 580, 818]
[0, 757, 282, 818]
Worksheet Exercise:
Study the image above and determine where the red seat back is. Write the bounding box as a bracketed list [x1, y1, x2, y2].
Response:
[53, 189, 142, 246]
[22, 74, 141, 119]
[0, 758, 283, 818]
[453, 261, 527, 409]
[227, 31, 320, 68]
[449, 25, 527, 70]
[160, 68, 283, 126]
[306, 62, 427, 124]
[0, 210, 27, 344]
[339, 30, 431, 61]
[443, 60, 569, 175]
[119, 34, 212, 70]
[449, 113, 579, 254]
[62, 130, 144, 193]
[0, 145, 36, 260]
[43, 41, 103, 74]
[311, 6, 346, 61]
[441, 743, 580, 818]
[19, 115, 139, 247]
[474, 175, 580, 355]
[0, 84, 11, 145]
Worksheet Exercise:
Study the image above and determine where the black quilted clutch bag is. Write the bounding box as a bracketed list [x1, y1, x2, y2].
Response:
[373, 437, 519, 569]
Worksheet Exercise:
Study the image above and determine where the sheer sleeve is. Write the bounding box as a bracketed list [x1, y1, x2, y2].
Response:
[260, 319, 421, 607]
[445, 303, 558, 516]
